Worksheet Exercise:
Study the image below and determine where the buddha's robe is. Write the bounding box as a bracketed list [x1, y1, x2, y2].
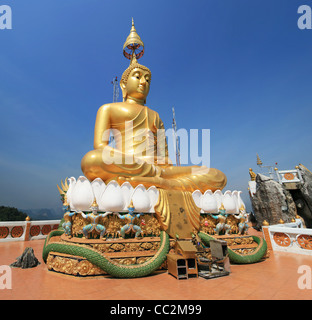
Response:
[81, 102, 227, 193]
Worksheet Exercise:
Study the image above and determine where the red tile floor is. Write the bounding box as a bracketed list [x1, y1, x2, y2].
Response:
[1, 235, 312, 300]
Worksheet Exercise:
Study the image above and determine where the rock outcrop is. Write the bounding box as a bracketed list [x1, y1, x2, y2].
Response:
[10, 247, 40, 269]
[296, 164, 312, 227]
[251, 174, 297, 230]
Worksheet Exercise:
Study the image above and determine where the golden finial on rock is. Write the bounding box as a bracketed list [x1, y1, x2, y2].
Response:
[249, 168, 257, 181]
[262, 220, 269, 226]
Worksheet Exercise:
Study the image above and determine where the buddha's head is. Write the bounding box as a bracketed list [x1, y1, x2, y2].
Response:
[120, 61, 151, 104]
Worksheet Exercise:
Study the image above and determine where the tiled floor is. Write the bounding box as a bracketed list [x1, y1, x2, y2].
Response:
[1, 236, 312, 300]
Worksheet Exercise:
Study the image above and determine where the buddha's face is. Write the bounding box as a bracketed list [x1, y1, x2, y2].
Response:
[123, 67, 150, 101]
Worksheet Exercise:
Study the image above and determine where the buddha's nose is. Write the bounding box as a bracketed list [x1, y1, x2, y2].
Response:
[140, 77, 146, 86]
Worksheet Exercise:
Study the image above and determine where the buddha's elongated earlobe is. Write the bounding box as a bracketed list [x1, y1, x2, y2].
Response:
[120, 81, 127, 102]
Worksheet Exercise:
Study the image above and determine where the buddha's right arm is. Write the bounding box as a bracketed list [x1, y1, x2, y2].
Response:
[94, 104, 111, 149]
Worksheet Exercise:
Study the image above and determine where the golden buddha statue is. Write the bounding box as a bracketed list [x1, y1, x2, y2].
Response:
[81, 19, 226, 194]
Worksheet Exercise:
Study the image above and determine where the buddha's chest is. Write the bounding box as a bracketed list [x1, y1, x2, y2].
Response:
[112, 105, 157, 133]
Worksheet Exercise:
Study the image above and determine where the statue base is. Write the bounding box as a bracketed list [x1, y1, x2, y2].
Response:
[46, 233, 175, 277]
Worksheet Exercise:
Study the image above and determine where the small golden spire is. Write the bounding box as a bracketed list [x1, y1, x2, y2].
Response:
[257, 154, 263, 166]
[279, 219, 285, 224]
[262, 220, 269, 226]
[26, 216, 31, 221]
[128, 200, 135, 209]
[219, 203, 225, 211]
[123, 18, 144, 62]
[91, 198, 98, 208]
[239, 204, 245, 211]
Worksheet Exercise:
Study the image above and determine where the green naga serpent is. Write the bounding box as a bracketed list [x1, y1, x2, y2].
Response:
[43, 202, 266, 277]
[42, 201, 170, 278]
[43, 229, 170, 278]
[197, 232, 267, 264]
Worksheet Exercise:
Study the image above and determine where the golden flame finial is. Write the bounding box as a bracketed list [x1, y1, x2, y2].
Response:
[63, 195, 69, 207]
[257, 154, 263, 166]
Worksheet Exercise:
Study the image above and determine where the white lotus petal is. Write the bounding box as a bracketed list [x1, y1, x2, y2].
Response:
[202, 190, 218, 213]
[147, 186, 159, 213]
[232, 190, 239, 213]
[71, 176, 94, 211]
[131, 184, 151, 213]
[121, 182, 134, 211]
[223, 190, 236, 213]
[100, 180, 124, 212]
[237, 191, 246, 211]
[91, 178, 106, 206]
[67, 177, 76, 211]
[214, 190, 223, 209]
[192, 190, 202, 209]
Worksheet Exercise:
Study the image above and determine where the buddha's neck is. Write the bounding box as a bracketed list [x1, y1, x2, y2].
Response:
[126, 96, 145, 106]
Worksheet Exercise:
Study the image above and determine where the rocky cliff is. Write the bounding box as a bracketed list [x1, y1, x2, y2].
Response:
[251, 174, 297, 230]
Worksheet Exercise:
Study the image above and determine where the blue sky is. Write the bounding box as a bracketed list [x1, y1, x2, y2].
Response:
[0, 0, 311, 212]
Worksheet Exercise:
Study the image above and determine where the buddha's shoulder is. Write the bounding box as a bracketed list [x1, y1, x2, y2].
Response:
[97, 102, 124, 113]
[145, 105, 160, 117]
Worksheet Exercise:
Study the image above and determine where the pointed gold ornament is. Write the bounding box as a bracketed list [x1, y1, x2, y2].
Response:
[256, 154, 263, 166]
[262, 220, 269, 226]
[123, 18, 144, 61]
[91, 198, 98, 208]
[128, 200, 135, 209]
